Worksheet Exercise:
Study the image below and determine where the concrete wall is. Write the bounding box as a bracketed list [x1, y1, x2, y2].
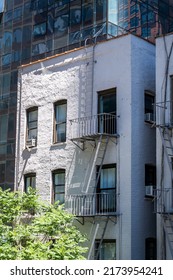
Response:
[15, 34, 156, 259]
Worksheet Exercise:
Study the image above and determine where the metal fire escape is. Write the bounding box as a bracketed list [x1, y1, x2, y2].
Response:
[67, 113, 118, 259]
[156, 102, 173, 258]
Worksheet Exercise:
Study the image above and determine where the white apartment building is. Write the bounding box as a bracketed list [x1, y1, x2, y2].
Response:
[156, 33, 173, 260]
[15, 34, 156, 260]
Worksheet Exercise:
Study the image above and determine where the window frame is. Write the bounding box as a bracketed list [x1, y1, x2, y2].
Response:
[98, 88, 116, 134]
[145, 164, 156, 186]
[26, 107, 38, 143]
[144, 91, 155, 123]
[52, 169, 65, 204]
[97, 164, 116, 213]
[95, 239, 116, 260]
[53, 100, 67, 143]
[24, 173, 36, 193]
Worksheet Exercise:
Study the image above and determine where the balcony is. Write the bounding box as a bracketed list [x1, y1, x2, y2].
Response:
[70, 113, 117, 141]
[66, 193, 117, 217]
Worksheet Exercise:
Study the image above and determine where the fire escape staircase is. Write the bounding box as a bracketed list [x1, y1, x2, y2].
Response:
[158, 126, 173, 258]
[82, 134, 109, 194]
[94, 216, 109, 260]
[69, 113, 118, 259]
[162, 213, 173, 258]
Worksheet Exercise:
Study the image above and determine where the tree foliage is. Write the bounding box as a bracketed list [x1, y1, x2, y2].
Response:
[0, 188, 87, 260]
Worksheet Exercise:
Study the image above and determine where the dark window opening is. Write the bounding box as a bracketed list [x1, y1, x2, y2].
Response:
[98, 88, 116, 134]
[145, 237, 156, 260]
[145, 91, 155, 122]
[26, 107, 38, 145]
[52, 169, 65, 204]
[24, 173, 36, 192]
[97, 164, 116, 213]
[54, 100, 67, 143]
[145, 164, 156, 197]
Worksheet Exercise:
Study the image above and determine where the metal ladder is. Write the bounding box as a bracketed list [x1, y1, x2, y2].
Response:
[95, 217, 109, 260]
[87, 217, 109, 260]
[82, 134, 109, 193]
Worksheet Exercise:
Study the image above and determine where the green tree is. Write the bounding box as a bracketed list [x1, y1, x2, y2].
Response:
[0, 188, 87, 260]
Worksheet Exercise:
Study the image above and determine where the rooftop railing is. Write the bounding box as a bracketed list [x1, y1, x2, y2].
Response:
[70, 113, 117, 140]
[66, 192, 117, 216]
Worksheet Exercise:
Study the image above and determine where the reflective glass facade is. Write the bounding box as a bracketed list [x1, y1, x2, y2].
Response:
[0, 0, 172, 190]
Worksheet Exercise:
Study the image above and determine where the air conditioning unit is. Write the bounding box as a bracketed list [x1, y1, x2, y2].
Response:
[26, 138, 36, 148]
[145, 185, 155, 197]
[145, 113, 155, 123]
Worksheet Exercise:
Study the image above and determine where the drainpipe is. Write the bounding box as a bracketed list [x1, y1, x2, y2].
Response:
[15, 68, 22, 191]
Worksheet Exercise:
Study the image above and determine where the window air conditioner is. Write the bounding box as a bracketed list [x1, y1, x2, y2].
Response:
[145, 113, 155, 123]
[145, 185, 155, 197]
[26, 138, 36, 148]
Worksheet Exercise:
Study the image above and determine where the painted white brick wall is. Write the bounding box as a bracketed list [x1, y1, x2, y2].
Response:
[156, 34, 173, 260]
[15, 34, 156, 260]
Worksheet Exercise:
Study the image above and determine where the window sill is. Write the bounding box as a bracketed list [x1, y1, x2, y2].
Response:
[51, 142, 67, 148]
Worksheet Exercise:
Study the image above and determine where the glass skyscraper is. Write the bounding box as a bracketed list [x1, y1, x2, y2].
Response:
[0, 0, 172, 190]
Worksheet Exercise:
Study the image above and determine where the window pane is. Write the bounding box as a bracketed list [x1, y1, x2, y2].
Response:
[28, 128, 37, 139]
[55, 193, 64, 204]
[33, 22, 47, 37]
[0, 162, 5, 184]
[28, 110, 38, 122]
[100, 167, 116, 189]
[55, 172, 65, 185]
[53, 170, 65, 204]
[0, 1, 5, 13]
[56, 103, 67, 123]
[56, 123, 66, 142]
[95, 240, 116, 260]
[27, 108, 38, 140]
[54, 101, 67, 143]
[0, 115, 8, 143]
[100, 242, 116, 260]
[99, 90, 116, 114]
[25, 174, 36, 192]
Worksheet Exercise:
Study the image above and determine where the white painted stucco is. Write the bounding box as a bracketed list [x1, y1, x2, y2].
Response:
[15, 34, 156, 260]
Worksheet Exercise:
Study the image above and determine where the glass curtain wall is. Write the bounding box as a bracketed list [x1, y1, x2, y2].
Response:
[0, 0, 171, 190]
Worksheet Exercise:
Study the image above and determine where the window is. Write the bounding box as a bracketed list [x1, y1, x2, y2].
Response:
[24, 173, 36, 192]
[145, 164, 156, 197]
[95, 240, 116, 260]
[0, 0, 5, 13]
[144, 91, 155, 122]
[54, 100, 67, 143]
[33, 22, 47, 37]
[0, 115, 8, 143]
[98, 88, 116, 134]
[26, 107, 38, 142]
[97, 164, 116, 213]
[0, 162, 5, 188]
[52, 169, 65, 204]
[145, 238, 156, 260]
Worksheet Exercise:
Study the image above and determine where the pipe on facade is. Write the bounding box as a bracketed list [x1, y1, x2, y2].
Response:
[14, 68, 22, 191]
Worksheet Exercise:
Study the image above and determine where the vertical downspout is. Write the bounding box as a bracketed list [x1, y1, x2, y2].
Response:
[15, 68, 22, 191]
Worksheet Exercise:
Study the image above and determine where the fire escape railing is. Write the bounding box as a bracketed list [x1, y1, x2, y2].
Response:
[66, 192, 117, 216]
[70, 113, 117, 140]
